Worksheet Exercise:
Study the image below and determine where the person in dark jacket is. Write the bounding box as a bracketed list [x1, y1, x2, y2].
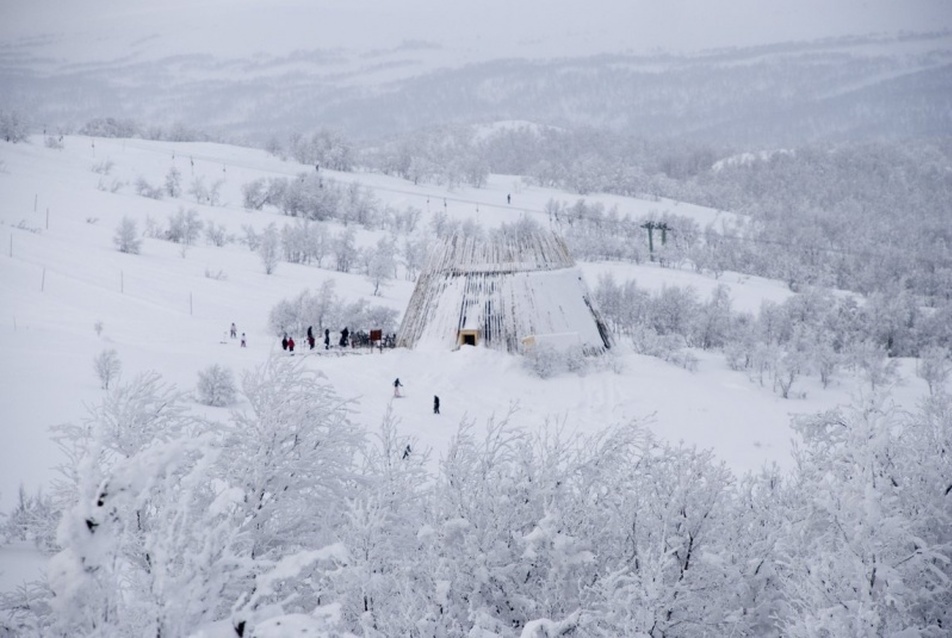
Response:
[324, 328, 330, 350]
[340, 327, 350, 348]
[393, 378, 402, 397]
[307, 326, 315, 349]
[433, 395, 440, 414]
[281, 333, 288, 351]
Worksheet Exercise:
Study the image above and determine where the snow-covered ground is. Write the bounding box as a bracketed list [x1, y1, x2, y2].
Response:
[0, 135, 932, 592]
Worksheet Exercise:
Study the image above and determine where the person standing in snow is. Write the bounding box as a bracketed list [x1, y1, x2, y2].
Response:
[393, 378, 402, 397]
[240, 333, 247, 347]
[281, 333, 288, 351]
[433, 395, 440, 414]
[288, 336, 295, 353]
[340, 327, 349, 348]
[324, 328, 330, 350]
[307, 326, 315, 349]
[230, 322, 237, 338]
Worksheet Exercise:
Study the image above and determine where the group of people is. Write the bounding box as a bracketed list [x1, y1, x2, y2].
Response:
[279, 326, 333, 353]
[277, 326, 402, 353]
[230, 322, 246, 347]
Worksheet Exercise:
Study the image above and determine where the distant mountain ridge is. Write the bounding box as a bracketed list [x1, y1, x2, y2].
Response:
[1, 31, 949, 145]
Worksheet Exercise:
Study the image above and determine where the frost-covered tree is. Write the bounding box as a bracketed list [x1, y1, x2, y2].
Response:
[366, 236, 396, 296]
[849, 341, 901, 391]
[241, 224, 260, 251]
[166, 207, 203, 245]
[41, 361, 366, 636]
[334, 227, 357, 273]
[195, 364, 237, 407]
[112, 216, 141, 254]
[165, 166, 182, 197]
[259, 222, 280, 274]
[0, 109, 30, 142]
[778, 396, 952, 636]
[694, 283, 734, 349]
[93, 348, 121, 389]
[45, 372, 209, 635]
[214, 358, 364, 625]
[916, 345, 951, 396]
[331, 410, 430, 633]
[242, 177, 269, 210]
[401, 235, 428, 281]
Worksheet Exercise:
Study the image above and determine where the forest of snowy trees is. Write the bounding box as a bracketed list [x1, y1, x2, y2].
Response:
[1, 360, 950, 636]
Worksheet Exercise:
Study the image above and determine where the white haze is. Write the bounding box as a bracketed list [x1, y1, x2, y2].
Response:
[3, 0, 951, 64]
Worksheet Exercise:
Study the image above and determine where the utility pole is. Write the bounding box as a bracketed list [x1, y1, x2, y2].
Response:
[641, 221, 656, 261]
[641, 221, 672, 262]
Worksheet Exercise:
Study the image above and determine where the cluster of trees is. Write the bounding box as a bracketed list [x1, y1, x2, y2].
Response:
[595, 275, 952, 398]
[0, 110, 30, 143]
[242, 173, 383, 228]
[361, 125, 491, 188]
[78, 117, 216, 143]
[273, 129, 356, 172]
[2, 361, 950, 636]
[268, 280, 399, 339]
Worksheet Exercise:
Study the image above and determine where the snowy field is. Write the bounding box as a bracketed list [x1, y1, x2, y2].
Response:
[0, 135, 933, 592]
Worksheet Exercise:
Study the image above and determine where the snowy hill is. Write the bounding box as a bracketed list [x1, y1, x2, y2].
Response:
[0, 135, 934, 592]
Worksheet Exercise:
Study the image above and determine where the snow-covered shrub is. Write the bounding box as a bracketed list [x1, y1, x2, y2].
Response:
[724, 340, 750, 371]
[1, 485, 59, 551]
[113, 216, 141, 254]
[523, 344, 587, 378]
[195, 364, 237, 407]
[134, 176, 164, 199]
[96, 176, 123, 193]
[91, 159, 114, 175]
[203, 267, 227, 281]
[628, 325, 696, 370]
[93, 349, 121, 389]
[204, 222, 230, 247]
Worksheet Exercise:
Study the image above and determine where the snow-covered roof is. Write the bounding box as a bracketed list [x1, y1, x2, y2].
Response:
[398, 230, 612, 354]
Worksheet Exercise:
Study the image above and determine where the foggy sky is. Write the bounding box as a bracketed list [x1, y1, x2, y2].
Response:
[3, 0, 950, 63]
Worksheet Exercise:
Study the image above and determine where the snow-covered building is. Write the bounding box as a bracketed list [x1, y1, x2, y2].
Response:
[397, 229, 612, 354]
